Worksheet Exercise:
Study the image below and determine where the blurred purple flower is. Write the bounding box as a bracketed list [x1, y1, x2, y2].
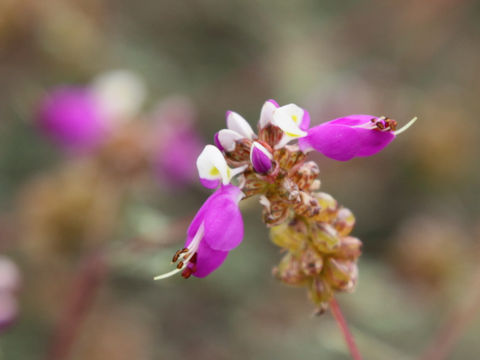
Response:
[0, 256, 21, 334]
[151, 97, 204, 187]
[155, 184, 244, 279]
[37, 87, 108, 152]
[299, 114, 417, 161]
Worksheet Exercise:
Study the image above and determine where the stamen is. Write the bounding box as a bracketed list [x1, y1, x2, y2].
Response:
[153, 267, 183, 280]
[181, 267, 193, 279]
[154, 224, 205, 281]
[172, 248, 188, 263]
[393, 116, 418, 136]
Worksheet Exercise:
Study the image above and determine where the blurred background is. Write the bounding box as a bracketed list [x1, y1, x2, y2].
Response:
[1, 0, 480, 359]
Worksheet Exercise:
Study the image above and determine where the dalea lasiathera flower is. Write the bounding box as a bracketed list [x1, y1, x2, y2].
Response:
[156, 100, 415, 311]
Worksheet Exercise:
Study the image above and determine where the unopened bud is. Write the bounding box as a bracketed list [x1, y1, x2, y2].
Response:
[311, 223, 340, 253]
[313, 192, 338, 222]
[301, 247, 324, 276]
[333, 207, 356, 236]
[324, 258, 358, 292]
[273, 253, 306, 286]
[337, 236, 362, 260]
[270, 218, 307, 251]
[309, 277, 333, 306]
[250, 141, 273, 174]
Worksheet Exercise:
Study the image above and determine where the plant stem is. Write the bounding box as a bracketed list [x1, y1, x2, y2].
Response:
[45, 251, 107, 360]
[329, 297, 363, 360]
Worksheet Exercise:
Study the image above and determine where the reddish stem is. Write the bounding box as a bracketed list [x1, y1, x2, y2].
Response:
[329, 297, 363, 360]
[45, 251, 107, 360]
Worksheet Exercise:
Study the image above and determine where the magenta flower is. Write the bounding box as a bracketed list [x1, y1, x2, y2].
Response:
[154, 125, 204, 187]
[37, 87, 108, 152]
[151, 97, 205, 187]
[250, 141, 273, 174]
[155, 185, 244, 279]
[299, 114, 417, 161]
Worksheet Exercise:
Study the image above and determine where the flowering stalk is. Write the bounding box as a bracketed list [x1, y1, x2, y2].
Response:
[330, 298, 363, 360]
[155, 100, 415, 317]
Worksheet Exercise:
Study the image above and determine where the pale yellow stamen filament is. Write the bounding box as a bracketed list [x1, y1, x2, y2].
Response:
[393, 116, 418, 136]
[154, 224, 204, 280]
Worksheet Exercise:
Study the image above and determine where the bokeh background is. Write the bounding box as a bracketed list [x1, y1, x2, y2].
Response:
[1, 0, 480, 359]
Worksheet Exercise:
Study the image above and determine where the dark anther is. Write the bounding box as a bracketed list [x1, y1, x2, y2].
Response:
[176, 261, 184, 269]
[172, 248, 188, 262]
[181, 268, 193, 279]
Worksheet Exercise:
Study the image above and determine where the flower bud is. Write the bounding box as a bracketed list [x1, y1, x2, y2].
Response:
[337, 236, 362, 260]
[333, 207, 356, 236]
[313, 192, 338, 222]
[323, 258, 358, 292]
[273, 253, 307, 286]
[270, 219, 308, 251]
[308, 277, 333, 308]
[250, 141, 273, 174]
[300, 247, 324, 276]
[311, 223, 340, 253]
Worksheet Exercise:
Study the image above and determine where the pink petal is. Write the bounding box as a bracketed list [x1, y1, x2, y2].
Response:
[300, 109, 311, 130]
[191, 242, 229, 278]
[203, 195, 244, 251]
[300, 124, 361, 161]
[199, 178, 220, 189]
[300, 114, 396, 161]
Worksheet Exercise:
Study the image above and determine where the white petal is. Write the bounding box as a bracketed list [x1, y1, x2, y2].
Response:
[226, 111, 255, 139]
[196, 145, 231, 183]
[217, 129, 243, 152]
[91, 70, 146, 124]
[272, 104, 307, 138]
[259, 100, 278, 129]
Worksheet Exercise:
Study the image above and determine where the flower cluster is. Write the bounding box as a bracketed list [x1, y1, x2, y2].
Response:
[156, 100, 415, 310]
[36, 72, 204, 186]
